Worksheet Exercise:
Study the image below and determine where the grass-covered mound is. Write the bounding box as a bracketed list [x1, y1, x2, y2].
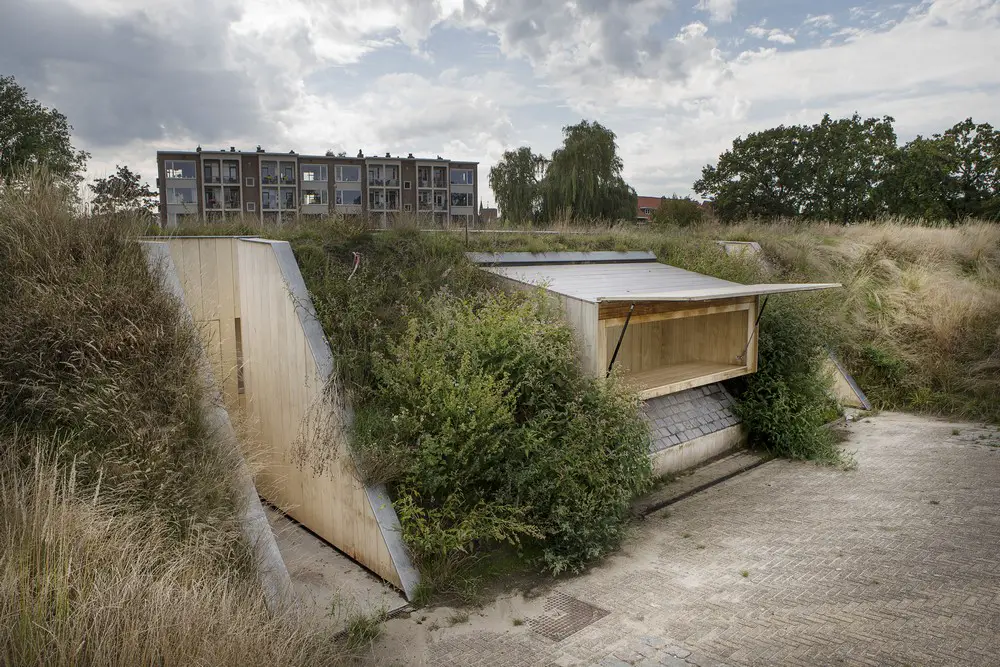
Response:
[0, 176, 346, 665]
[290, 223, 652, 583]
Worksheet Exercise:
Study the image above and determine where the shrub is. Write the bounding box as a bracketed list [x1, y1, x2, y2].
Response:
[726, 297, 842, 462]
[363, 290, 652, 575]
[651, 196, 705, 227]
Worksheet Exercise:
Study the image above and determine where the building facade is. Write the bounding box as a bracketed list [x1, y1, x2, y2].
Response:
[156, 147, 478, 228]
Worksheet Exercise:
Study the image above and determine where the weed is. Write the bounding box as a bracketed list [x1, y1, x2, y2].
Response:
[447, 610, 470, 626]
[344, 610, 386, 651]
[681, 532, 692, 539]
[696, 544, 707, 550]
[740, 570, 750, 578]
[952, 428, 962, 436]
[512, 618, 525, 627]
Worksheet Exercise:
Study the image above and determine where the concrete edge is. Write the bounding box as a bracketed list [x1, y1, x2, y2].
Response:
[252, 238, 421, 601]
[141, 241, 292, 612]
[650, 424, 747, 478]
[826, 349, 872, 411]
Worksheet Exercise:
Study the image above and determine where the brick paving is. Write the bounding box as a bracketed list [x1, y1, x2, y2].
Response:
[410, 413, 1000, 666]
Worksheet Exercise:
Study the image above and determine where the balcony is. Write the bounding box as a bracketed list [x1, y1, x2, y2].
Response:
[205, 198, 222, 210]
[369, 178, 384, 187]
[223, 175, 240, 184]
[262, 200, 279, 211]
[369, 201, 386, 211]
[385, 178, 400, 187]
[279, 175, 296, 185]
[261, 174, 279, 185]
[417, 179, 431, 188]
[432, 179, 447, 189]
[433, 202, 447, 212]
[204, 174, 221, 184]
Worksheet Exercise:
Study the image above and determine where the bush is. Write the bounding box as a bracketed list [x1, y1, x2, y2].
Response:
[651, 196, 705, 227]
[362, 290, 651, 575]
[726, 297, 842, 462]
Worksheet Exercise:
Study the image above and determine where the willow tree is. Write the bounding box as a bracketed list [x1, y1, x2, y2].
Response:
[541, 121, 636, 222]
[488, 147, 548, 224]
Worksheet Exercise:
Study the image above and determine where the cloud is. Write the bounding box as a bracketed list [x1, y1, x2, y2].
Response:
[0, 0, 264, 150]
[696, 0, 737, 23]
[746, 24, 796, 44]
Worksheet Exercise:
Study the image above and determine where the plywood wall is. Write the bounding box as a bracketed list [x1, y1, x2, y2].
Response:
[604, 309, 751, 373]
[164, 237, 243, 413]
[237, 240, 405, 592]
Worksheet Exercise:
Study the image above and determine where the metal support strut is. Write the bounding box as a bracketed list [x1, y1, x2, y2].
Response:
[606, 302, 635, 377]
[738, 295, 769, 363]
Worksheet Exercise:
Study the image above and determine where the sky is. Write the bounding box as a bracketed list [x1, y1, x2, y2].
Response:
[1, 0, 998, 206]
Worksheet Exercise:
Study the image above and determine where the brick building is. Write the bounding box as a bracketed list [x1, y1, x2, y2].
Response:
[156, 147, 478, 228]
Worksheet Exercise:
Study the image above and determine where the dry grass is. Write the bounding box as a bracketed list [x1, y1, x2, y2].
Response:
[0, 173, 349, 665]
[0, 440, 346, 667]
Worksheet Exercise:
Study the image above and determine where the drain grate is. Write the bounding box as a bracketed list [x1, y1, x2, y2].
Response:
[528, 592, 609, 642]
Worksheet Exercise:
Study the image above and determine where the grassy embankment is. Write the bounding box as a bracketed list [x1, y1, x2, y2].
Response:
[173, 214, 999, 599]
[0, 176, 348, 665]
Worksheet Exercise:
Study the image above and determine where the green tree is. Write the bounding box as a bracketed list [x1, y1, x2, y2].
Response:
[541, 121, 636, 222]
[88, 164, 158, 218]
[695, 114, 897, 223]
[0, 75, 89, 187]
[651, 195, 704, 226]
[800, 114, 897, 222]
[694, 124, 809, 221]
[879, 135, 959, 221]
[488, 146, 547, 224]
[942, 118, 999, 220]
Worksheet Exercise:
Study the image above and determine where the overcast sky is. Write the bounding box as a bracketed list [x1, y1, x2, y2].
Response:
[2, 0, 998, 205]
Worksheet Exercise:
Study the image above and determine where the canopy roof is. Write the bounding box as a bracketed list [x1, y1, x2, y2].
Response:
[470, 252, 840, 303]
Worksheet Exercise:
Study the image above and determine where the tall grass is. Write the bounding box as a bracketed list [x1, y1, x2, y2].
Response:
[0, 440, 345, 667]
[0, 172, 347, 665]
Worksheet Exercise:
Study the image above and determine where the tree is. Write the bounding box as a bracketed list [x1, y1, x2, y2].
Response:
[879, 135, 959, 221]
[694, 125, 809, 221]
[651, 195, 704, 227]
[694, 114, 897, 223]
[488, 146, 547, 223]
[0, 75, 89, 187]
[942, 118, 1000, 220]
[88, 165, 158, 218]
[799, 114, 897, 222]
[542, 121, 636, 221]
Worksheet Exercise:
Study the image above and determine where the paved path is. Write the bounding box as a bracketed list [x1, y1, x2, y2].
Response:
[373, 413, 1000, 666]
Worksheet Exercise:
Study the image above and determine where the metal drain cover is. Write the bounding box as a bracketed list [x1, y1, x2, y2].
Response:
[528, 592, 609, 642]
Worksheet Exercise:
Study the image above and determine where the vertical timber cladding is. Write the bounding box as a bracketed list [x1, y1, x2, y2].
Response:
[236, 239, 416, 596]
[164, 237, 243, 413]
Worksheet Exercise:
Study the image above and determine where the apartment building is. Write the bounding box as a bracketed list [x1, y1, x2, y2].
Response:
[156, 147, 479, 229]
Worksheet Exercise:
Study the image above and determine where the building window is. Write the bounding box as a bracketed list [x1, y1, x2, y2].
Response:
[335, 189, 362, 206]
[203, 161, 221, 184]
[164, 160, 196, 180]
[433, 191, 447, 211]
[368, 165, 383, 186]
[166, 187, 197, 205]
[279, 162, 296, 184]
[451, 192, 472, 207]
[224, 186, 241, 209]
[223, 160, 239, 184]
[281, 189, 296, 209]
[301, 164, 328, 182]
[450, 168, 474, 185]
[246, 202, 256, 212]
[262, 189, 277, 210]
[404, 203, 413, 212]
[261, 161, 278, 184]
[301, 189, 328, 206]
[245, 177, 255, 187]
[335, 165, 361, 182]
[384, 165, 399, 187]
[204, 186, 222, 210]
[386, 190, 399, 211]
[369, 189, 385, 210]
[432, 166, 448, 188]
[403, 180, 411, 190]
[417, 166, 431, 188]
[417, 189, 433, 211]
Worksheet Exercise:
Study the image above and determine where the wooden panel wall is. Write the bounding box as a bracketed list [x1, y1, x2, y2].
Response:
[604, 308, 752, 373]
[237, 240, 402, 590]
[165, 238, 242, 412]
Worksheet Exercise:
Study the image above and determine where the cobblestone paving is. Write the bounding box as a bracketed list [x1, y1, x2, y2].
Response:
[415, 414, 1000, 667]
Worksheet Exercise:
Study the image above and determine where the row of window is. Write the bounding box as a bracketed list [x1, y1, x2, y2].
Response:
[165, 186, 474, 210]
[164, 160, 475, 186]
